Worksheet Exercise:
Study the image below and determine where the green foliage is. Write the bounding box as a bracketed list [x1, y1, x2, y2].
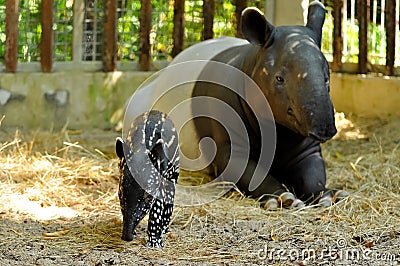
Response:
[150, 0, 174, 61]
[17, 0, 42, 62]
[214, 1, 235, 37]
[0, 2, 5, 61]
[117, 1, 141, 61]
[0, 0, 394, 66]
[322, 11, 334, 62]
[368, 23, 386, 65]
[184, 0, 203, 47]
[321, 12, 389, 65]
[53, 0, 74, 61]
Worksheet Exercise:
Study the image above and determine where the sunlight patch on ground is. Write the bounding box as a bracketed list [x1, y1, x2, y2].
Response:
[0, 190, 78, 221]
[334, 112, 367, 140]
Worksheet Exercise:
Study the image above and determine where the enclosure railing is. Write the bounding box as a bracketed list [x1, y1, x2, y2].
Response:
[323, 0, 399, 75]
[1, 0, 399, 75]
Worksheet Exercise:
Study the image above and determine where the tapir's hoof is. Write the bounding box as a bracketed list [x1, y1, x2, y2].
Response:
[121, 235, 133, 241]
[333, 190, 350, 201]
[318, 189, 349, 207]
[263, 192, 305, 210]
[147, 238, 164, 248]
[122, 235, 134, 241]
[318, 196, 333, 207]
[264, 198, 278, 210]
[291, 199, 305, 208]
[278, 192, 295, 207]
[121, 230, 136, 242]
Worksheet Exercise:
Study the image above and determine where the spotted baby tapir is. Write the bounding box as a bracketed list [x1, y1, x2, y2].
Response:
[116, 110, 180, 247]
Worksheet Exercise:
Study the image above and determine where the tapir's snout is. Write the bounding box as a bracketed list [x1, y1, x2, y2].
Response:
[286, 101, 337, 143]
[309, 123, 337, 143]
[307, 108, 337, 143]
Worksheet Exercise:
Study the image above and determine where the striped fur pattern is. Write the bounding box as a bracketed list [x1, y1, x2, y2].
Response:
[116, 110, 180, 247]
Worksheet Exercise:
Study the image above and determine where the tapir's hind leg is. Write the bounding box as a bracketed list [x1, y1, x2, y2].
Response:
[235, 159, 305, 209]
[214, 145, 305, 209]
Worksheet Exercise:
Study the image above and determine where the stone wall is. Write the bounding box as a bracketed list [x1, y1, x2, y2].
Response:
[0, 71, 152, 130]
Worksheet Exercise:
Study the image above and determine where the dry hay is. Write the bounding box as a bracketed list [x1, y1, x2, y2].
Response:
[0, 114, 399, 265]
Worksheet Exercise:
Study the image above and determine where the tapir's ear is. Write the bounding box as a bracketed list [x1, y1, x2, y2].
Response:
[116, 137, 125, 159]
[306, 1, 326, 47]
[241, 7, 275, 46]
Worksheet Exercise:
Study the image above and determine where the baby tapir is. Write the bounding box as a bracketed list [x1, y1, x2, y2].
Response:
[116, 110, 180, 247]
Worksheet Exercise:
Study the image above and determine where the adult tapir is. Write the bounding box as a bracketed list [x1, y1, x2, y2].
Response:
[189, 1, 348, 207]
[125, 1, 347, 208]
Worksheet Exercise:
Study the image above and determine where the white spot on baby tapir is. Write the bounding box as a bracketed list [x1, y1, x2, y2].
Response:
[166, 135, 176, 148]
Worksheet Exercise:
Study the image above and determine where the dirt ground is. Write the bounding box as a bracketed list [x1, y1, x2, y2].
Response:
[0, 113, 399, 266]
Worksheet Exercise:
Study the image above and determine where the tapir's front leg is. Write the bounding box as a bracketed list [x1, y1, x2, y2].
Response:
[147, 199, 165, 247]
[121, 198, 153, 241]
[282, 151, 326, 201]
[146, 185, 176, 247]
[119, 165, 154, 241]
[280, 147, 349, 205]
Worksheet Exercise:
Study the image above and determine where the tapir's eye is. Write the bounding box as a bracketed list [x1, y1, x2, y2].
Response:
[276, 75, 284, 83]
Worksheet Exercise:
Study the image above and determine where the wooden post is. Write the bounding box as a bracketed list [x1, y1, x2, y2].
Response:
[139, 0, 152, 71]
[73, 0, 84, 62]
[172, 0, 185, 57]
[103, 0, 117, 72]
[357, 0, 369, 74]
[41, 0, 53, 72]
[385, 0, 396, 76]
[235, 0, 247, 38]
[332, 0, 343, 72]
[202, 0, 214, 40]
[4, 0, 19, 73]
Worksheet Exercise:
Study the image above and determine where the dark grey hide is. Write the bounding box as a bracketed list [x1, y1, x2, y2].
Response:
[116, 110, 179, 247]
[192, 2, 337, 201]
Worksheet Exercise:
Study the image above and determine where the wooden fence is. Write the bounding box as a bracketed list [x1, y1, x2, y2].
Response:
[2, 0, 400, 75]
[328, 0, 398, 75]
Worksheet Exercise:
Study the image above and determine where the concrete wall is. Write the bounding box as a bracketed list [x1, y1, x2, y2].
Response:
[331, 74, 400, 118]
[0, 71, 399, 130]
[0, 71, 152, 130]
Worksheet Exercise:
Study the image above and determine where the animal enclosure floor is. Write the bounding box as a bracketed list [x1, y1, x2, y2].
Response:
[0, 114, 399, 265]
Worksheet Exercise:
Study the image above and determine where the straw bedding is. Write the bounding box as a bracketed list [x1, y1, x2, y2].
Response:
[0, 113, 399, 265]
